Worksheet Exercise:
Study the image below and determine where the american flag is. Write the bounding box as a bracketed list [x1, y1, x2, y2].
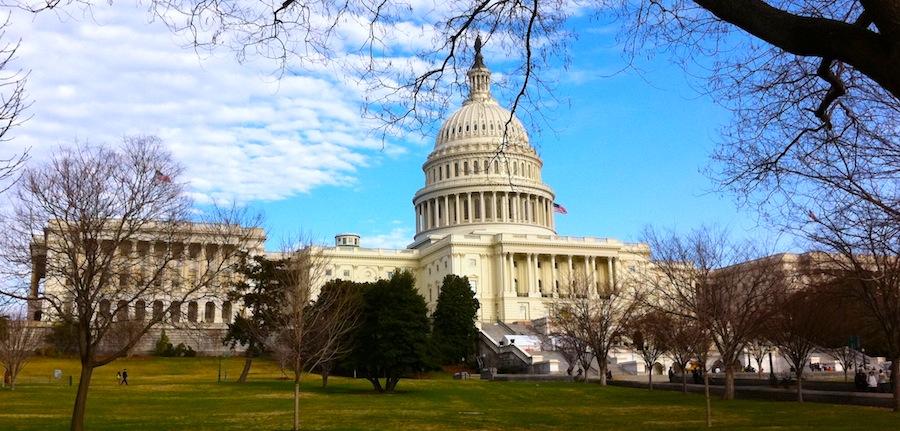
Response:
[155, 169, 172, 183]
[553, 203, 568, 214]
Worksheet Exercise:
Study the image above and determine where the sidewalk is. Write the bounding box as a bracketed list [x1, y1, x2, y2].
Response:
[608, 376, 894, 409]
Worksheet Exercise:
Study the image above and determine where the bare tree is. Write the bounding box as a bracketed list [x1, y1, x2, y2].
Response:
[0, 310, 42, 390]
[0, 12, 30, 198]
[801, 212, 900, 411]
[630, 309, 670, 390]
[765, 289, 826, 402]
[0, 136, 263, 431]
[550, 272, 642, 385]
[642, 225, 781, 401]
[547, 293, 597, 382]
[745, 340, 771, 380]
[270, 238, 325, 431]
[270, 236, 359, 431]
[659, 312, 706, 394]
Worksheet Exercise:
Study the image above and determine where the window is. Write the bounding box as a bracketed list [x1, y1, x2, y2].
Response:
[187, 301, 198, 323]
[134, 300, 146, 321]
[152, 300, 165, 321]
[326, 269, 333, 276]
[222, 301, 233, 324]
[116, 300, 129, 321]
[170, 301, 182, 323]
[99, 299, 111, 320]
[343, 270, 350, 277]
[205, 302, 215, 322]
[469, 258, 477, 267]
[387, 271, 393, 278]
[470, 280, 477, 294]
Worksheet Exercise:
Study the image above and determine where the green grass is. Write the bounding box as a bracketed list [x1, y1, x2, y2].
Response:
[0, 356, 896, 430]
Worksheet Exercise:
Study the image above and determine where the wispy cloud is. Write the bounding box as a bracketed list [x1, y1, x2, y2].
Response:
[3, 4, 407, 205]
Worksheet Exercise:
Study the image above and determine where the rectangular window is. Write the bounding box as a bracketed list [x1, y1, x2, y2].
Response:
[469, 258, 477, 267]
[343, 270, 350, 277]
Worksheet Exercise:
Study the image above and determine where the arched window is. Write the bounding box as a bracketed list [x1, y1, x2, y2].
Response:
[152, 300, 165, 321]
[222, 301, 233, 324]
[116, 300, 129, 321]
[205, 302, 216, 322]
[134, 300, 146, 321]
[170, 301, 182, 323]
[187, 301, 198, 323]
[99, 299, 111, 320]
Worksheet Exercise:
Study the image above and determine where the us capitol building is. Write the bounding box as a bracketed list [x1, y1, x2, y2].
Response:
[30, 40, 652, 359]
[319, 41, 650, 324]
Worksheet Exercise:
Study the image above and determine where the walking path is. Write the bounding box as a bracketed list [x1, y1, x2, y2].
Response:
[608, 376, 894, 409]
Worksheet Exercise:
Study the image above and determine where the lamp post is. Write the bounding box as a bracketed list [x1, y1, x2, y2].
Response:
[768, 347, 776, 386]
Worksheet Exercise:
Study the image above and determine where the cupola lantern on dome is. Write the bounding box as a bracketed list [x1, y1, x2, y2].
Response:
[466, 35, 492, 104]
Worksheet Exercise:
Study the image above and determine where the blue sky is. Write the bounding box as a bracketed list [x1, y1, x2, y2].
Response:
[1, 4, 782, 251]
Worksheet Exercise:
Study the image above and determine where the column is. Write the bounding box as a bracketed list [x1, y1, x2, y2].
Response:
[608, 257, 615, 290]
[443, 195, 450, 226]
[479, 192, 486, 221]
[508, 253, 516, 294]
[415, 204, 421, 233]
[550, 255, 558, 297]
[526, 253, 534, 296]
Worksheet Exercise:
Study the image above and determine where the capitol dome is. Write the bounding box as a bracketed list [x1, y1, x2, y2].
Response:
[434, 42, 529, 150]
[435, 99, 529, 149]
[411, 36, 558, 246]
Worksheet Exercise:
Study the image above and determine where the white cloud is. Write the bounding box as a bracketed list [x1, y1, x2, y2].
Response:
[1, 4, 410, 205]
[362, 227, 414, 250]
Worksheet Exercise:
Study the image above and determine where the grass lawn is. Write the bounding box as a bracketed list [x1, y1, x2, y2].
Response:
[0, 356, 896, 430]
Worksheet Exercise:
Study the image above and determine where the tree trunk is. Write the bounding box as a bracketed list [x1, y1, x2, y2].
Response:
[320, 365, 330, 388]
[647, 366, 653, 390]
[682, 370, 688, 394]
[292, 378, 300, 431]
[238, 354, 253, 383]
[9, 368, 18, 390]
[723, 365, 735, 400]
[385, 376, 399, 393]
[704, 373, 712, 428]
[599, 361, 607, 386]
[367, 376, 384, 392]
[795, 368, 804, 403]
[70, 364, 95, 431]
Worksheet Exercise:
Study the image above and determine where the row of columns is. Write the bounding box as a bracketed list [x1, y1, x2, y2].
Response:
[416, 191, 554, 234]
[495, 252, 616, 298]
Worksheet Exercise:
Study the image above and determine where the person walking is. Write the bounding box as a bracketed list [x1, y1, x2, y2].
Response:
[867, 370, 878, 392]
[120, 369, 129, 385]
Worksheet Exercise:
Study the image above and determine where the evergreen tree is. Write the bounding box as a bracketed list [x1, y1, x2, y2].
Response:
[350, 270, 429, 393]
[223, 255, 287, 383]
[431, 274, 479, 365]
